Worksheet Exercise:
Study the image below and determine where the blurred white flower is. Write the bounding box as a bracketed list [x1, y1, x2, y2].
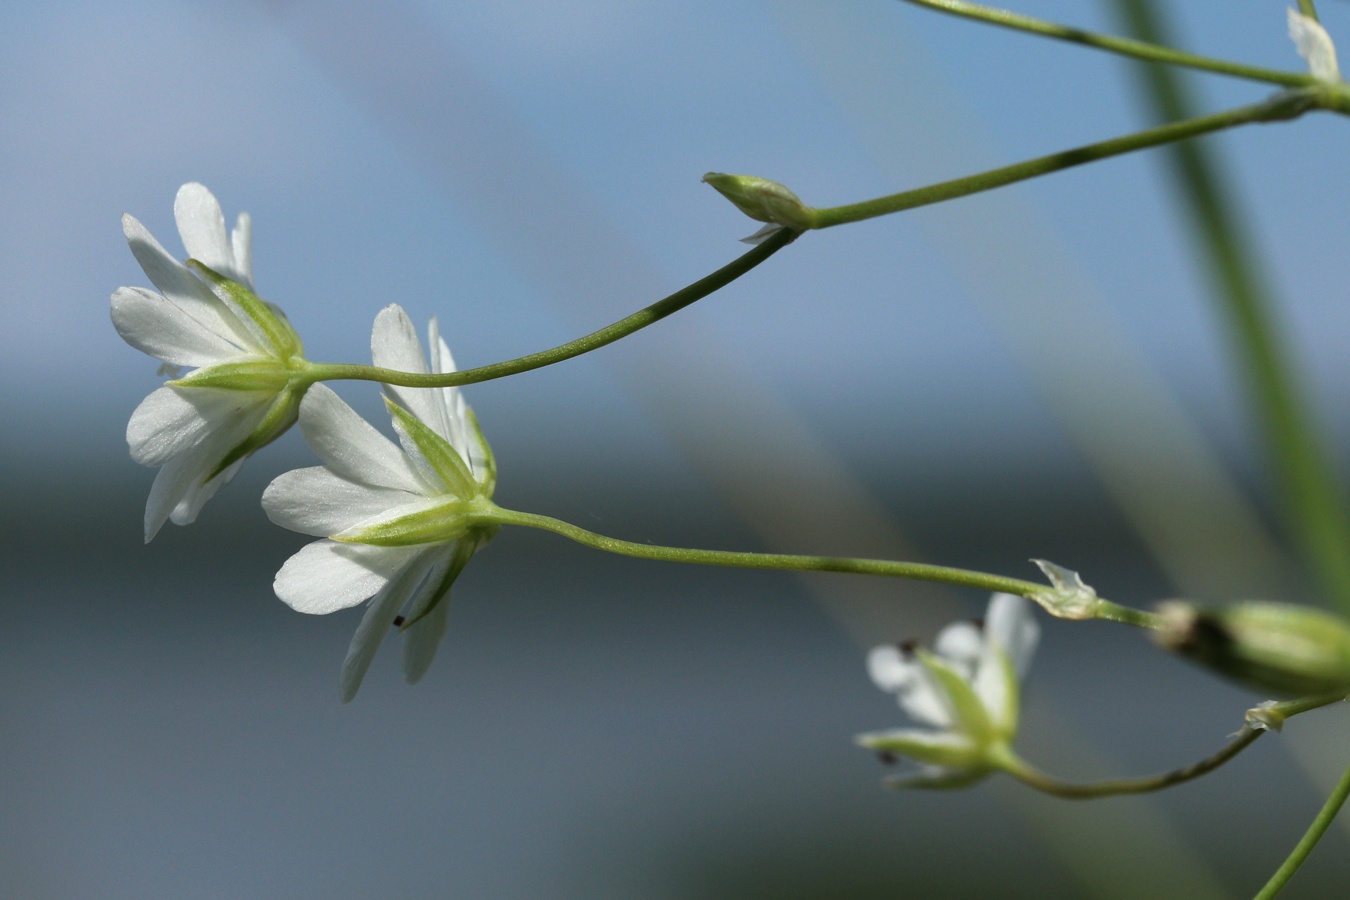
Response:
[1289, 8, 1341, 83]
[112, 183, 306, 541]
[857, 593, 1038, 789]
[263, 305, 496, 702]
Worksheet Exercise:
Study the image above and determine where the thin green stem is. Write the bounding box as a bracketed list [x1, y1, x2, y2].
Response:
[1000, 727, 1263, 799]
[898, 0, 1313, 88]
[300, 225, 797, 389]
[807, 95, 1312, 229]
[1114, 0, 1350, 614]
[488, 504, 1048, 596]
[1254, 756, 1350, 899]
[483, 505, 1165, 625]
[1001, 694, 1344, 800]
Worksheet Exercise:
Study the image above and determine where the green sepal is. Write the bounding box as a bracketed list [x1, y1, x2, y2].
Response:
[856, 729, 984, 772]
[466, 408, 497, 496]
[383, 397, 478, 497]
[333, 499, 473, 547]
[915, 649, 995, 745]
[171, 359, 290, 392]
[187, 260, 302, 357]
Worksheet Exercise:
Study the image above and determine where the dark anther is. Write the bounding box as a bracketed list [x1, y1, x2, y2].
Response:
[898, 639, 919, 656]
[392, 615, 406, 627]
[876, 751, 899, 766]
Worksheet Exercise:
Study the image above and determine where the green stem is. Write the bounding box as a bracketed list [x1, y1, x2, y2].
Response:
[807, 96, 1311, 229]
[301, 225, 797, 389]
[1113, 0, 1350, 614]
[1000, 694, 1344, 800]
[1298, 0, 1320, 22]
[483, 504, 1162, 624]
[489, 504, 1047, 595]
[1000, 727, 1264, 799]
[898, 0, 1313, 88]
[1254, 756, 1350, 899]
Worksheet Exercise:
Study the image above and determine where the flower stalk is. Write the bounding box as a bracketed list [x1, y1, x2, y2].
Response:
[898, 0, 1314, 88]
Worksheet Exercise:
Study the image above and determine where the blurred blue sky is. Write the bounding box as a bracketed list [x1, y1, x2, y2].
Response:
[5, 1, 1350, 896]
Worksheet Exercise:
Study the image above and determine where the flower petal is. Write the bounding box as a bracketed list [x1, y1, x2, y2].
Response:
[933, 620, 982, 680]
[127, 385, 269, 466]
[984, 593, 1039, 678]
[231, 212, 254, 288]
[175, 183, 248, 285]
[273, 539, 424, 615]
[122, 213, 259, 351]
[142, 407, 264, 541]
[263, 466, 421, 537]
[297, 384, 427, 493]
[111, 287, 245, 367]
[867, 644, 920, 693]
[339, 549, 440, 702]
[371, 305, 448, 439]
[1289, 9, 1341, 83]
[973, 644, 1021, 738]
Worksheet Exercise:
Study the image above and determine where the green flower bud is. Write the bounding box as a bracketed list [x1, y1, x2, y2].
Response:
[701, 173, 816, 231]
[1154, 600, 1350, 696]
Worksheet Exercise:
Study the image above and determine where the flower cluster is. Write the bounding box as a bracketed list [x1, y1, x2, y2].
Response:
[115, 186, 496, 698]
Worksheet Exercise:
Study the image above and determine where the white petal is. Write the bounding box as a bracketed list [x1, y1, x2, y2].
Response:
[273, 540, 424, 615]
[339, 549, 440, 702]
[984, 593, 1039, 678]
[123, 213, 260, 351]
[371, 305, 448, 438]
[141, 405, 264, 541]
[972, 645, 1019, 735]
[895, 658, 956, 729]
[933, 620, 983, 680]
[427, 318, 471, 451]
[867, 644, 921, 692]
[231, 212, 254, 288]
[401, 551, 456, 685]
[169, 456, 243, 527]
[127, 385, 268, 466]
[263, 466, 420, 537]
[111, 286, 244, 366]
[1289, 9, 1341, 83]
[174, 183, 245, 283]
[297, 384, 426, 493]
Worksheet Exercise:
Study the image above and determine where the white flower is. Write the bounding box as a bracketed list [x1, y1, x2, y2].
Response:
[112, 183, 306, 541]
[1289, 8, 1341, 84]
[857, 593, 1039, 789]
[263, 304, 496, 702]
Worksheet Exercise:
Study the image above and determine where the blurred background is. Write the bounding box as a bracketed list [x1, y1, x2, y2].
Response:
[4, 0, 1350, 896]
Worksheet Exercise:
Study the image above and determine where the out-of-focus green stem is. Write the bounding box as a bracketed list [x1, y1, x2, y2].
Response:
[898, 0, 1313, 88]
[1298, 0, 1320, 22]
[1113, 0, 1350, 614]
[1254, 756, 1350, 898]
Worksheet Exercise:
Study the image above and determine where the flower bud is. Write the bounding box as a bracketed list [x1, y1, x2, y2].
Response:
[702, 173, 816, 231]
[1154, 600, 1350, 696]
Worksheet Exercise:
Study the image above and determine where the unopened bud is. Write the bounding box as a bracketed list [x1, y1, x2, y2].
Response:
[1154, 600, 1350, 696]
[702, 173, 816, 231]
